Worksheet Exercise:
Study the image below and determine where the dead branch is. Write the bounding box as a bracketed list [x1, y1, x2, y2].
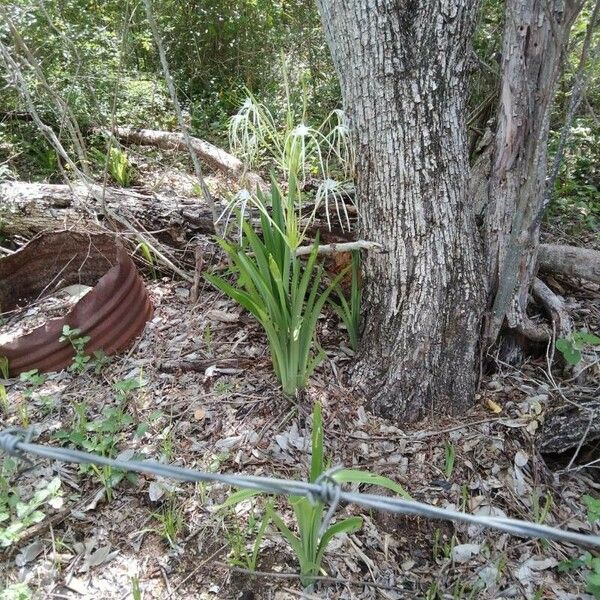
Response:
[109, 126, 267, 192]
[295, 240, 383, 256]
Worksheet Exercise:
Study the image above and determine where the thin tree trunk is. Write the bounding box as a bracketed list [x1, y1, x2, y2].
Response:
[317, 0, 485, 422]
[483, 0, 584, 345]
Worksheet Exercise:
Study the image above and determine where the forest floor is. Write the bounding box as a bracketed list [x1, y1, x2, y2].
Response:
[1, 148, 599, 600]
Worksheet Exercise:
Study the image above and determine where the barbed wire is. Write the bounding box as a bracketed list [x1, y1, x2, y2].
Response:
[1, 427, 599, 548]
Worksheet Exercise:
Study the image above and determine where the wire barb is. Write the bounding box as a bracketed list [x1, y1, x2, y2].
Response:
[0, 428, 25, 456]
[313, 467, 343, 540]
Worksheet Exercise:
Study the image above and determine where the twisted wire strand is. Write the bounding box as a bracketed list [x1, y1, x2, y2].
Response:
[1, 428, 599, 548]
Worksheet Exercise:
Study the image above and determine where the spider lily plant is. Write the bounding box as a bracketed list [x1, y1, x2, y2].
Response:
[206, 183, 344, 396]
[218, 402, 411, 587]
[227, 91, 355, 232]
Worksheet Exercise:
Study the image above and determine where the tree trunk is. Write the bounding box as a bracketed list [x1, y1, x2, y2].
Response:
[316, 1, 485, 422]
[482, 0, 584, 344]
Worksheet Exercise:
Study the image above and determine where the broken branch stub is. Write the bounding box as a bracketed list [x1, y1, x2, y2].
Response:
[0, 231, 153, 376]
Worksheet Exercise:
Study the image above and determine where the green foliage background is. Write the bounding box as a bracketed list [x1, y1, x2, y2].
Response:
[0, 0, 598, 238]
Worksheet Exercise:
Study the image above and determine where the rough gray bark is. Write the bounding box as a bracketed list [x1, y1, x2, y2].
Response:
[316, 0, 485, 421]
[539, 399, 600, 455]
[482, 0, 584, 344]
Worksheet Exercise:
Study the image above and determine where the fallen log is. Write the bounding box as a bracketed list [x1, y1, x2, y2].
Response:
[0, 181, 216, 245]
[538, 243, 600, 285]
[0, 181, 351, 247]
[109, 126, 267, 192]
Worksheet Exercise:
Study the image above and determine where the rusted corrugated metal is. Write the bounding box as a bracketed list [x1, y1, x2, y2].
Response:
[0, 231, 153, 377]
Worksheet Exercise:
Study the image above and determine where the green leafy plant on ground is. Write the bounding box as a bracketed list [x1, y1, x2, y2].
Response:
[59, 325, 91, 373]
[558, 495, 600, 597]
[223, 501, 272, 572]
[219, 402, 410, 587]
[55, 403, 136, 501]
[0, 582, 32, 600]
[555, 330, 600, 365]
[89, 146, 135, 187]
[150, 496, 185, 548]
[0, 465, 62, 548]
[206, 184, 346, 396]
[19, 369, 45, 399]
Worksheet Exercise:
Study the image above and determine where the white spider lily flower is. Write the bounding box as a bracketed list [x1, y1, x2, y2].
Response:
[291, 124, 311, 138]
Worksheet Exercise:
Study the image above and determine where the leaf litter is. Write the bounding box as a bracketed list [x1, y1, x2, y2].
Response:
[0, 184, 599, 598]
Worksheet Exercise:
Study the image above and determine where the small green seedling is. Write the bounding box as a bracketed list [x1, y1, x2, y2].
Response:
[444, 442, 455, 479]
[0, 385, 8, 414]
[0, 582, 33, 600]
[0, 477, 62, 547]
[137, 242, 157, 280]
[558, 495, 600, 597]
[329, 250, 361, 350]
[19, 369, 45, 387]
[114, 375, 145, 402]
[59, 325, 91, 373]
[19, 369, 46, 402]
[150, 497, 184, 548]
[0, 356, 9, 379]
[556, 330, 600, 365]
[92, 350, 111, 374]
[224, 500, 273, 571]
[55, 404, 136, 501]
[532, 489, 553, 525]
[131, 577, 142, 600]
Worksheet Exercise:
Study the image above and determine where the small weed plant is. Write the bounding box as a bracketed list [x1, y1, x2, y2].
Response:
[559, 495, 600, 597]
[59, 325, 91, 373]
[219, 403, 410, 586]
[150, 496, 185, 548]
[0, 582, 33, 600]
[556, 330, 600, 365]
[329, 250, 361, 350]
[223, 500, 273, 571]
[55, 402, 137, 501]
[90, 146, 135, 187]
[0, 460, 62, 548]
[19, 369, 45, 399]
